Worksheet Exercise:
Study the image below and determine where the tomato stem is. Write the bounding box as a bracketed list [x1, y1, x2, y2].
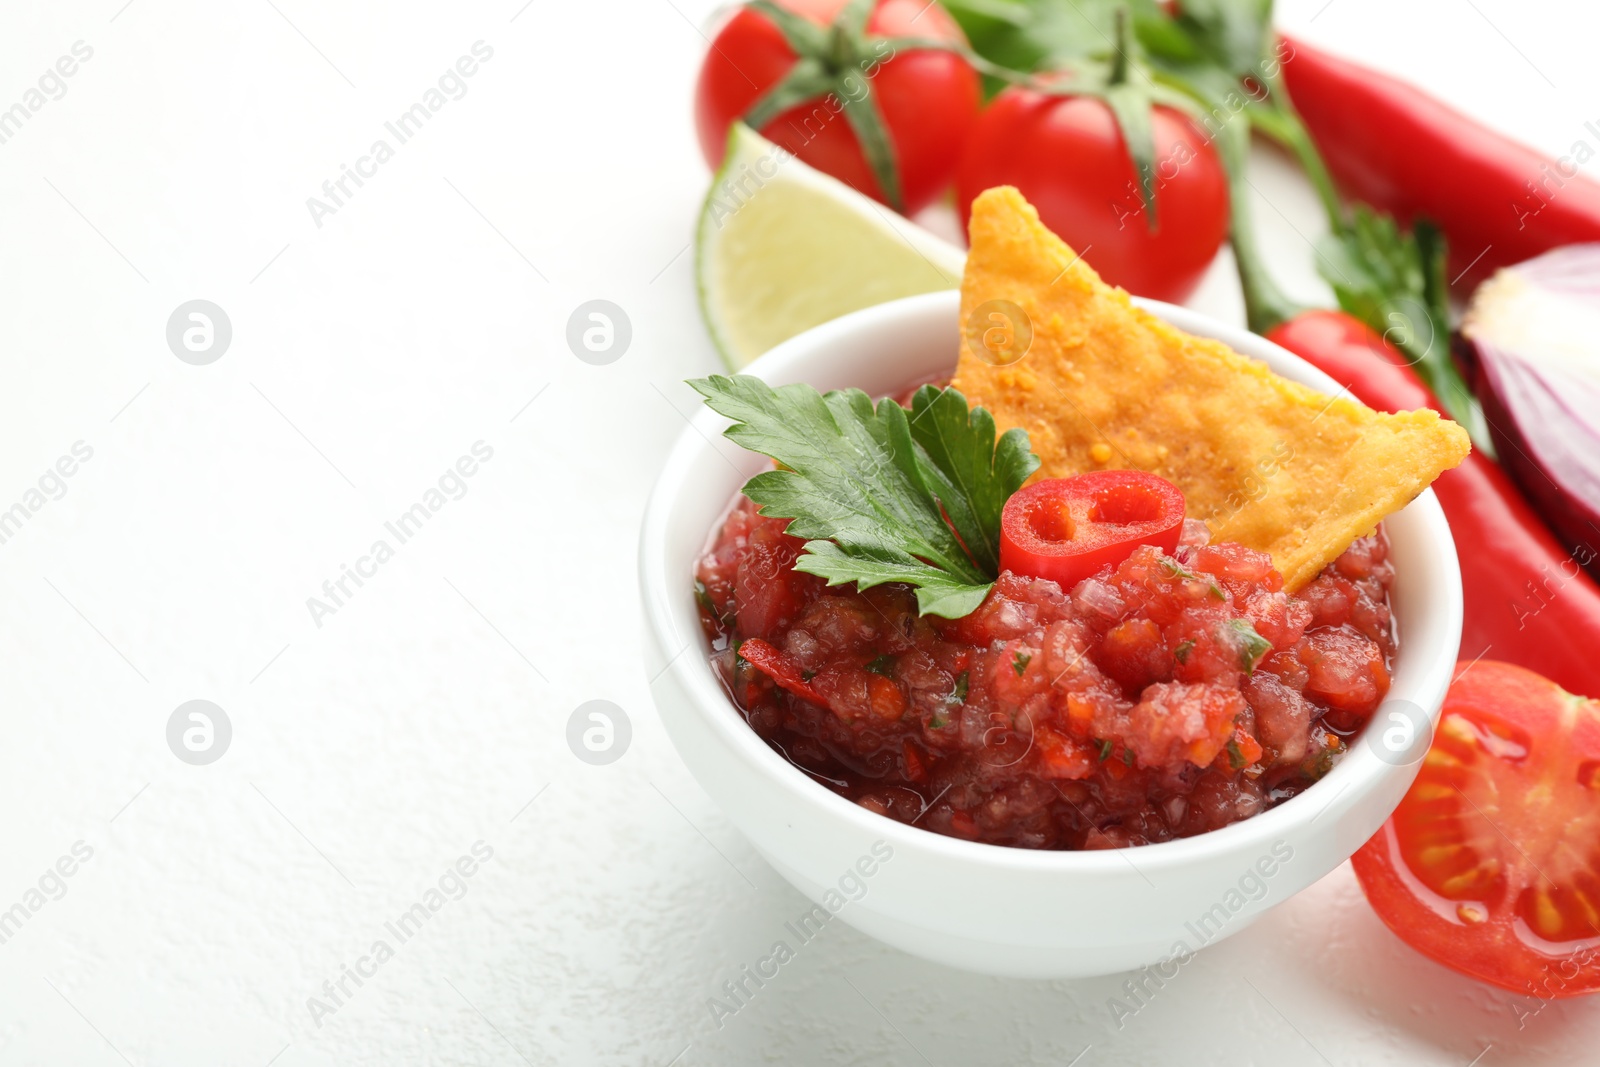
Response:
[1248, 94, 1345, 235]
[1108, 7, 1130, 87]
[1215, 116, 1302, 335]
[738, 0, 911, 212]
[1221, 73, 1487, 441]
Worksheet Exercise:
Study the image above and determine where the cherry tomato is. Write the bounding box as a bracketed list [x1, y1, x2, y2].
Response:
[1352, 661, 1600, 997]
[694, 0, 980, 214]
[999, 471, 1185, 589]
[956, 85, 1229, 303]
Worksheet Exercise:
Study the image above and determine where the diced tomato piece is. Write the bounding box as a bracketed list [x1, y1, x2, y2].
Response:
[867, 673, 907, 721]
[1221, 723, 1264, 771]
[1123, 682, 1250, 770]
[737, 638, 825, 704]
[1099, 617, 1171, 694]
[734, 516, 808, 640]
[1188, 542, 1281, 596]
[1243, 671, 1312, 768]
[901, 739, 928, 783]
[1297, 625, 1390, 729]
[950, 810, 980, 839]
[1034, 724, 1097, 780]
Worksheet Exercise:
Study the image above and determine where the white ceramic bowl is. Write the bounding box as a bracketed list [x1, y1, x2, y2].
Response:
[640, 291, 1462, 979]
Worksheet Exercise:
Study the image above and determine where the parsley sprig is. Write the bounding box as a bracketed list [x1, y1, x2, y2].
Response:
[690, 375, 1039, 619]
[1227, 618, 1273, 674]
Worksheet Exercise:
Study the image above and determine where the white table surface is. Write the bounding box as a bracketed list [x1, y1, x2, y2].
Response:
[1, 0, 1596, 1063]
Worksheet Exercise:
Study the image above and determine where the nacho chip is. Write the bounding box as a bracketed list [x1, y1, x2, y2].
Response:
[952, 186, 1470, 591]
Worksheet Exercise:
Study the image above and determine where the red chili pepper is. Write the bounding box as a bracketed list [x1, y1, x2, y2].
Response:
[1279, 36, 1600, 290]
[1267, 310, 1600, 698]
[999, 471, 1185, 588]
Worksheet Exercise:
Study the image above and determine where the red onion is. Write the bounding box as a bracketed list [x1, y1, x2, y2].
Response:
[1462, 245, 1600, 574]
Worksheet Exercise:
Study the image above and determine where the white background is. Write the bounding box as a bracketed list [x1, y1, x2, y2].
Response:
[0, 0, 1596, 1064]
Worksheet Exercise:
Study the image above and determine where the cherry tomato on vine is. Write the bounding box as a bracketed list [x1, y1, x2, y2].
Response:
[694, 0, 980, 214]
[1352, 661, 1600, 997]
[957, 85, 1229, 303]
[999, 471, 1186, 589]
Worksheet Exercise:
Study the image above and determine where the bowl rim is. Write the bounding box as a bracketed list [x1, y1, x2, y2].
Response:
[640, 289, 1463, 876]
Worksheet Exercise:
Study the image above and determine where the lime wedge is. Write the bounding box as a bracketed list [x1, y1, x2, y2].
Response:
[697, 124, 966, 370]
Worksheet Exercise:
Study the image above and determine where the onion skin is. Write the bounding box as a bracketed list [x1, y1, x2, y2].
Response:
[1463, 247, 1600, 579]
[1471, 349, 1600, 579]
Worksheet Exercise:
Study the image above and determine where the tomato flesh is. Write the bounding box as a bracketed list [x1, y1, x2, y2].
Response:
[999, 471, 1185, 589]
[1353, 661, 1600, 996]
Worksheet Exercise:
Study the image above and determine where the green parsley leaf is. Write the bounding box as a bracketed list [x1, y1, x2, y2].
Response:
[1096, 738, 1113, 762]
[904, 385, 1038, 575]
[1012, 650, 1032, 676]
[866, 654, 897, 678]
[1227, 618, 1273, 674]
[947, 671, 970, 708]
[942, 0, 1123, 85]
[1226, 738, 1246, 770]
[1122, 747, 1135, 767]
[1173, 638, 1196, 664]
[1314, 207, 1490, 452]
[689, 375, 1038, 619]
[1160, 557, 1198, 580]
[1301, 734, 1347, 781]
[1164, 0, 1273, 81]
[1161, 556, 1226, 600]
[694, 578, 736, 629]
[932, 673, 966, 730]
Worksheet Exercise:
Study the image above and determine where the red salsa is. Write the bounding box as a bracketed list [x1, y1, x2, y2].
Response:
[695, 497, 1397, 850]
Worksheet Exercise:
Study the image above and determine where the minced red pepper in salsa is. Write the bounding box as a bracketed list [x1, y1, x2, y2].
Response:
[695, 497, 1396, 850]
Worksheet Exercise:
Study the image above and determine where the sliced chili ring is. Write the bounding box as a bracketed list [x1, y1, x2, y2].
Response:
[999, 471, 1186, 589]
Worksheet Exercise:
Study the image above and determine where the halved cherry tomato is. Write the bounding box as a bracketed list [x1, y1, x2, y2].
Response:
[999, 471, 1185, 589]
[1352, 661, 1600, 997]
